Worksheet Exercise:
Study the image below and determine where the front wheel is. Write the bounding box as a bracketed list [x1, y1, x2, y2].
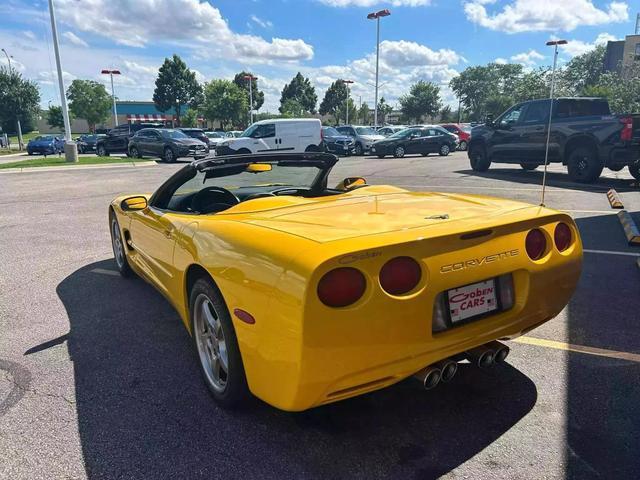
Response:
[567, 147, 602, 183]
[377, 154, 385, 159]
[393, 145, 405, 158]
[97, 145, 109, 157]
[439, 144, 451, 156]
[129, 146, 141, 158]
[190, 277, 250, 408]
[164, 147, 176, 163]
[628, 160, 640, 181]
[78, 145, 85, 154]
[520, 163, 538, 171]
[469, 144, 491, 172]
[354, 142, 363, 156]
[458, 140, 468, 151]
[109, 213, 132, 277]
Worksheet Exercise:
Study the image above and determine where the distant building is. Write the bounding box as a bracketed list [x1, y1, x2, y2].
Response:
[603, 34, 640, 76]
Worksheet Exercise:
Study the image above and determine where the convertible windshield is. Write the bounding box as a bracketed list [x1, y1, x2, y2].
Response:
[161, 129, 189, 139]
[355, 127, 376, 135]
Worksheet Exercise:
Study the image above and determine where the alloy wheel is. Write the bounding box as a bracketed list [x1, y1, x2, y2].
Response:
[111, 219, 124, 269]
[394, 146, 405, 158]
[194, 294, 228, 392]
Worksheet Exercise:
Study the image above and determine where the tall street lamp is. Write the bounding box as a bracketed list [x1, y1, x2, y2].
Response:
[101, 69, 121, 127]
[341, 79, 354, 124]
[367, 8, 390, 128]
[243, 74, 258, 125]
[2, 48, 24, 149]
[540, 39, 567, 206]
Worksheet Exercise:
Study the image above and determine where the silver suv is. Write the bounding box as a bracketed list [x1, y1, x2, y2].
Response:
[336, 125, 385, 156]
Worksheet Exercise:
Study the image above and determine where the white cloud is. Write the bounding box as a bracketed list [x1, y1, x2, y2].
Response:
[510, 49, 544, 66]
[560, 32, 618, 57]
[464, 0, 628, 33]
[22, 30, 36, 40]
[250, 15, 272, 29]
[55, 0, 313, 62]
[37, 70, 76, 85]
[62, 31, 88, 48]
[379, 40, 461, 67]
[494, 57, 508, 64]
[318, 0, 429, 6]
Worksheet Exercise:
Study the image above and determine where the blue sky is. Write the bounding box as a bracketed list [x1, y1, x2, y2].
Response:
[1, 0, 636, 111]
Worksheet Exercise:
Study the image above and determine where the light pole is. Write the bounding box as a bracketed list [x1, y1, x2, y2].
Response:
[243, 74, 257, 125]
[2, 48, 24, 150]
[341, 79, 354, 124]
[101, 69, 121, 127]
[367, 9, 390, 128]
[47, 0, 77, 161]
[540, 39, 567, 206]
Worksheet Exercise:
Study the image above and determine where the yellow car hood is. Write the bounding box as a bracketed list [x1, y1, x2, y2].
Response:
[233, 187, 537, 243]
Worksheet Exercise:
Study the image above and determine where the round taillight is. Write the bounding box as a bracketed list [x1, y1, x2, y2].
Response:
[554, 222, 572, 252]
[317, 267, 366, 308]
[379, 256, 422, 295]
[525, 229, 547, 260]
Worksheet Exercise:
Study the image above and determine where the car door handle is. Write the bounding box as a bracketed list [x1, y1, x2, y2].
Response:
[163, 229, 173, 239]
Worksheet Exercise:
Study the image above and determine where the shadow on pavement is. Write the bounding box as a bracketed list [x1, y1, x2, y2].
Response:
[454, 168, 638, 193]
[56, 260, 537, 479]
[565, 214, 640, 479]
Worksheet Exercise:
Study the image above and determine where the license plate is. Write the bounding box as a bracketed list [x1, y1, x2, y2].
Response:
[447, 279, 498, 323]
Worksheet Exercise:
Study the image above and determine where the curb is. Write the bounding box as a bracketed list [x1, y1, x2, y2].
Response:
[0, 161, 156, 174]
[606, 189, 624, 209]
[616, 210, 640, 246]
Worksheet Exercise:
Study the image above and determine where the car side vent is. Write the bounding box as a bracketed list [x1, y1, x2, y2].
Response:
[460, 229, 493, 240]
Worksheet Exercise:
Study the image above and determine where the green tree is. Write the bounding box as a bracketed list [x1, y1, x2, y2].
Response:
[280, 98, 307, 118]
[358, 102, 370, 124]
[592, 63, 640, 114]
[181, 108, 199, 127]
[439, 105, 455, 122]
[201, 80, 248, 130]
[319, 80, 348, 124]
[513, 67, 551, 102]
[336, 97, 358, 125]
[153, 54, 203, 126]
[561, 45, 606, 95]
[233, 71, 264, 112]
[279, 72, 317, 114]
[377, 96, 393, 124]
[46, 105, 67, 130]
[399, 81, 442, 123]
[0, 66, 40, 135]
[66, 79, 111, 132]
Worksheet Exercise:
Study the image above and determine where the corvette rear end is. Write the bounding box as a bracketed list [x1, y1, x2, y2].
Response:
[239, 189, 582, 410]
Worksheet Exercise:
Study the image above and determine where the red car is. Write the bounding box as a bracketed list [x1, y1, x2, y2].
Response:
[440, 124, 471, 151]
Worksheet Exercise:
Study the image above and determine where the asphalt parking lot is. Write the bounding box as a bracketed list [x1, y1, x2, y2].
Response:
[1, 151, 639, 479]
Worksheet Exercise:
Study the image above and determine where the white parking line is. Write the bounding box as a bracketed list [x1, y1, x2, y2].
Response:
[91, 268, 120, 276]
[583, 249, 640, 257]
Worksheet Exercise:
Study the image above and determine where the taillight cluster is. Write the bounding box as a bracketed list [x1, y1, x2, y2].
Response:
[525, 222, 573, 260]
[317, 256, 422, 307]
[620, 116, 633, 142]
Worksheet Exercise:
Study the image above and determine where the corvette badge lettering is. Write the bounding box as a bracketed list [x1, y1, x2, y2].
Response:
[440, 249, 519, 273]
[339, 251, 383, 264]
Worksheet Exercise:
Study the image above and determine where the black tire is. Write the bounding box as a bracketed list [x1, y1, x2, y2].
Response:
[469, 144, 491, 172]
[236, 148, 251, 154]
[305, 144, 320, 152]
[78, 145, 85, 154]
[355, 142, 364, 156]
[27, 150, 33, 156]
[109, 212, 133, 277]
[189, 277, 249, 408]
[520, 163, 538, 171]
[97, 145, 109, 157]
[164, 147, 176, 163]
[458, 140, 468, 151]
[377, 154, 385, 159]
[567, 146, 602, 183]
[628, 159, 640, 181]
[439, 144, 451, 156]
[393, 145, 405, 158]
[129, 146, 140, 159]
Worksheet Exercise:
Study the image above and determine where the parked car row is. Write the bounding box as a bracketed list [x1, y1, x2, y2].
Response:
[371, 126, 458, 158]
[75, 134, 106, 154]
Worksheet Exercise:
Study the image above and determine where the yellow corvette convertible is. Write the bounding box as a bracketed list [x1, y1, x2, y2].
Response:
[109, 152, 582, 411]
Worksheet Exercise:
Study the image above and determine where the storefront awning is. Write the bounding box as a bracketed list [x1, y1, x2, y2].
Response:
[126, 114, 166, 121]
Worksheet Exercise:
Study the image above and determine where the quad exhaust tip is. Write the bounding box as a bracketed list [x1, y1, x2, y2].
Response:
[464, 341, 510, 368]
[414, 366, 442, 390]
[436, 360, 458, 383]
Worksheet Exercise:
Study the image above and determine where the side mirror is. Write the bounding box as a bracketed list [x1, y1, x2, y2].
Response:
[120, 196, 148, 211]
[335, 177, 367, 191]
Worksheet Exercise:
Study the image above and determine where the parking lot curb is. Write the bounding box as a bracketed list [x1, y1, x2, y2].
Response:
[0, 161, 156, 174]
[606, 189, 624, 209]
[616, 210, 640, 246]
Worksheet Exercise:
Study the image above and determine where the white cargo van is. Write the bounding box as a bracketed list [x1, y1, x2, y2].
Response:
[215, 118, 323, 156]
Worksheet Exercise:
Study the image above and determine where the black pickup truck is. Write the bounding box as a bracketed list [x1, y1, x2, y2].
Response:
[467, 97, 640, 183]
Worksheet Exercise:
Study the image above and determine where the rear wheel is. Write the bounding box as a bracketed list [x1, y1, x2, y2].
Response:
[109, 212, 132, 277]
[520, 163, 538, 171]
[355, 142, 364, 156]
[97, 145, 109, 157]
[305, 144, 320, 152]
[164, 147, 176, 163]
[78, 145, 85, 154]
[393, 145, 405, 158]
[567, 146, 602, 183]
[469, 144, 491, 172]
[129, 146, 141, 158]
[458, 140, 468, 151]
[236, 148, 251, 154]
[439, 144, 451, 156]
[190, 277, 249, 408]
[377, 154, 385, 159]
[629, 159, 640, 181]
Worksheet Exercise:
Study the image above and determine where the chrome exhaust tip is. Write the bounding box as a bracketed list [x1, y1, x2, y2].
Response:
[464, 345, 495, 369]
[488, 340, 510, 363]
[435, 360, 458, 383]
[413, 366, 442, 390]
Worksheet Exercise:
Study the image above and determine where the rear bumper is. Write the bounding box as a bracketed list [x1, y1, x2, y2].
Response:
[603, 143, 640, 168]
